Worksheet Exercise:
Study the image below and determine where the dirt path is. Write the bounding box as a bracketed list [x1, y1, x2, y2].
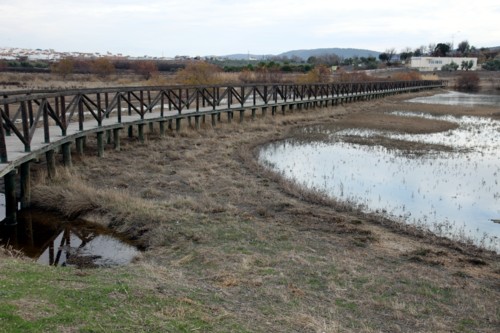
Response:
[29, 90, 500, 332]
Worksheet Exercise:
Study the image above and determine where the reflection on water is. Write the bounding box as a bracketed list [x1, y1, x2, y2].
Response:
[259, 113, 500, 251]
[0, 210, 139, 267]
[408, 91, 500, 106]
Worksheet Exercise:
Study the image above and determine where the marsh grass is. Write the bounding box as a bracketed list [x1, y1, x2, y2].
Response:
[3, 91, 499, 332]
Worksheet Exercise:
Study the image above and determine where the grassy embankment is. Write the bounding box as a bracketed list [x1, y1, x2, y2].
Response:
[1, 90, 499, 332]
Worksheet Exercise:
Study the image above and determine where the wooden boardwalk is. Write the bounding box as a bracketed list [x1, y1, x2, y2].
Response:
[0, 80, 445, 222]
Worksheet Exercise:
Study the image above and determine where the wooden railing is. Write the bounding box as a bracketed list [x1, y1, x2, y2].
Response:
[0, 80, 446, 222]
[0, 80, 444, 165]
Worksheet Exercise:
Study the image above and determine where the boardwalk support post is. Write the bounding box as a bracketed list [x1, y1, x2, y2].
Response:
[4, 170, 17, 224]
[138, 124, 145, 143]
[195, 115, 200, 130]
[106, 130, 112, 144]
[62, 142, 72, 167]
[113, 128, 121, 151]
[159, 121, 166, 137]
[76, 137, 84, 156]
[20, 161, 31, 209]
[97, 132, 104, 157]
[46, 150, 56, 179]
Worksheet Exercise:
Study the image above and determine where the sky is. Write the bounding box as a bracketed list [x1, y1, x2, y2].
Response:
[1, 0, 499, 57]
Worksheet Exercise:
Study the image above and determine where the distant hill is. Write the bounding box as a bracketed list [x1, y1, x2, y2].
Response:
[220, 53, 274, 61]
[278, 48, 380, 60]
[221, 48, 380, 61]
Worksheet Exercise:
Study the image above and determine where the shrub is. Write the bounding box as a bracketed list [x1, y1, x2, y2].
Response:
[174, 61, 222, 85]
[91, 57, 115, 78]
[455, 72, 480, 92]
[441, 62, 459, 71]
[133, 61, 158, 80]
[298, 65, 331, 83]
[51, 57, 75, 77]
[482, 59, 500, 71]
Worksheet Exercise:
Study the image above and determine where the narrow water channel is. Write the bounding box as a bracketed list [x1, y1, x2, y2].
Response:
[259, 92, 500, 251]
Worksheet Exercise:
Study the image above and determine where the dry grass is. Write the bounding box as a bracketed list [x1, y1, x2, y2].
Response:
[25, 91, 500, 332]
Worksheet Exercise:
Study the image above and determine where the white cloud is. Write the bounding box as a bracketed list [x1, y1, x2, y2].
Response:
[0, 0, 498, 56]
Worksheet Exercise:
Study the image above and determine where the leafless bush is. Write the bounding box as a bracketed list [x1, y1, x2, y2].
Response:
[455, 72, 480, 92]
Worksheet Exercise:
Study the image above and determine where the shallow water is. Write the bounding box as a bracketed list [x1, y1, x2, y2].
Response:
[259, 110, 500, 251]
[408, 91, 500, 107]
[0, 210, 139, 267]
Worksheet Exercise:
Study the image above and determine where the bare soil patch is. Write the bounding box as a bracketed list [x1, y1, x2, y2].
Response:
[28, 91, 500, 332]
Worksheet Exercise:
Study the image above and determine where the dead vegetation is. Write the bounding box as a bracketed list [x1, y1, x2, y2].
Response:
[24, 91, 500, 332]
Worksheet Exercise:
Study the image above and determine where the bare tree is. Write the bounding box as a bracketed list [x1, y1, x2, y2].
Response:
[457, 40, 471, 55]
[379, 48, 396, 65]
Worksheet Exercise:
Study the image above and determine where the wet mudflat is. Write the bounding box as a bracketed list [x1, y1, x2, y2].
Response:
[259, 92, 500, 251]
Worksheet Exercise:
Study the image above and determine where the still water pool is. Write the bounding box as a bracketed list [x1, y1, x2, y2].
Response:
[408, 90, 500, 107]
[0, 210, 139, 267]
[259, 94, 500, 251]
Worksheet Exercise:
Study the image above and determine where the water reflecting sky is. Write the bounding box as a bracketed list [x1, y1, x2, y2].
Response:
[259, 110, 500, 251]
[408, 91, 500, 107]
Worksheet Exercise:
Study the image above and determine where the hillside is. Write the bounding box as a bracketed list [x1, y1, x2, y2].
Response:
[278, 47, 380, 60]
[222, 47, 380, 61]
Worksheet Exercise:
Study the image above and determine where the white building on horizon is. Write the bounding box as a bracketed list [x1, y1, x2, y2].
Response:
[410, 56, 478, 71]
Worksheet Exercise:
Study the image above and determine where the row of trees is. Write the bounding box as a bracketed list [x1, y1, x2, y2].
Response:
[393, 41, 497, 61]
[50, 57, 166, 79]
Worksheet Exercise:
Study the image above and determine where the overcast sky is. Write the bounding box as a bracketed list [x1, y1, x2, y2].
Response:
[1, 0, 499, 57]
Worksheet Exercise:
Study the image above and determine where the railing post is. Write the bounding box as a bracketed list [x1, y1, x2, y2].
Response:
[0, 108, 8, 163]
[27, 99, 34, 127]
[105, 92, 110, 118]
[117, 93, 122, 123]
[160, 92, 165, 117]
[21, 101, 30, 152]
[78, 95, 84, 131]
[61, 95, 67, 136]
[97, 93, 102, 126]
[3, 94, 10, 136]
[140, 90, 145, 119]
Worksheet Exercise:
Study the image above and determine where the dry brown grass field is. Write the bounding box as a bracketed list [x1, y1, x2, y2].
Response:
[10, 86, 497, 332]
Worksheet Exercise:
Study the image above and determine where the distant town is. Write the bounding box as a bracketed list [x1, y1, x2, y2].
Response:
[0, 47, 197, 61]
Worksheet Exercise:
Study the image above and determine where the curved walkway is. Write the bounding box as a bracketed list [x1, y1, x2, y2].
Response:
[0, 80, 445, 221]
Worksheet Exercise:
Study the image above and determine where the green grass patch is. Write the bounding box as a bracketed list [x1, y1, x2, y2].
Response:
[0, 258, 250, 333]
